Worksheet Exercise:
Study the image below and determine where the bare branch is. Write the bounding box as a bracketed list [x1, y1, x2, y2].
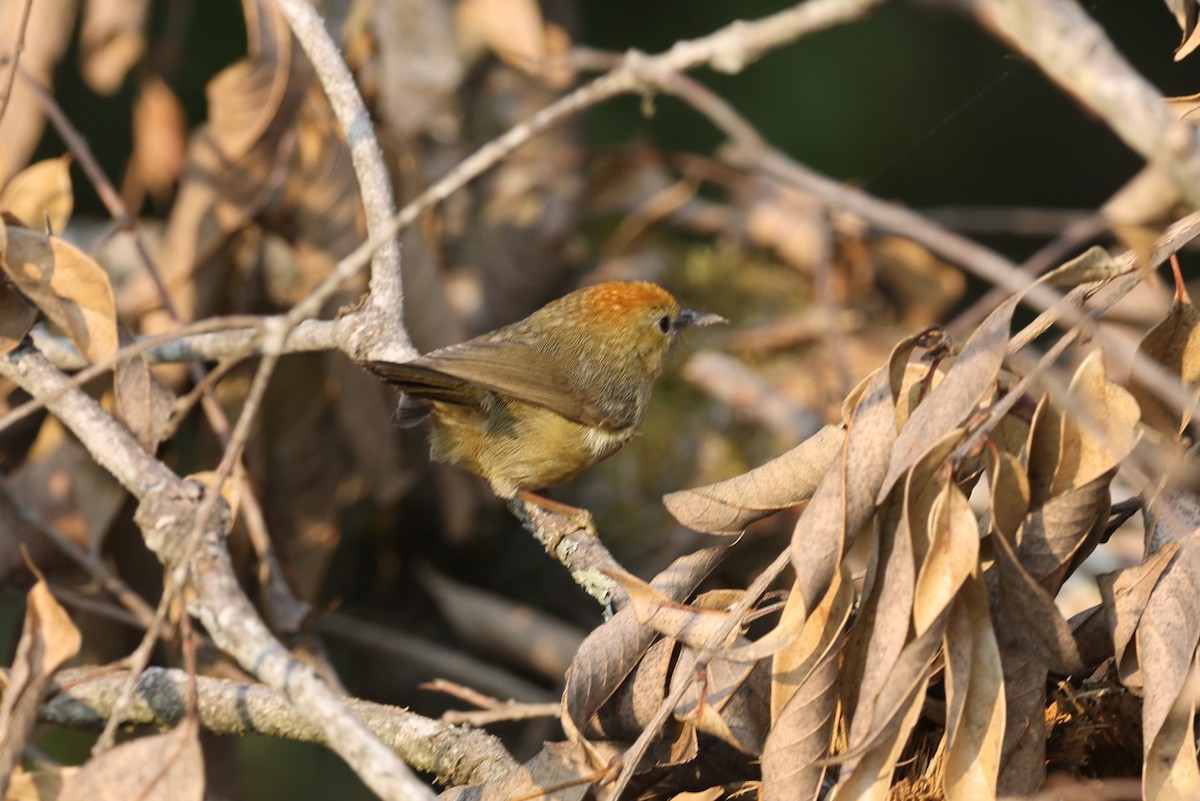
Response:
[0, 347, 434, 801]
[272, 0, 412, 362]
[44, 667, 518, 787]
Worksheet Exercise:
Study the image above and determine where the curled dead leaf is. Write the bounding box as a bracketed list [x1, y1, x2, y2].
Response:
[59, 720, 204, 801]
[663, 423, 843, 535]
[0, 575, 82, 791]
[1130, 264, 1200, 436]
[0, 280, 37, 354]
[0, 155, 74, 233]
[0, 222, 118, 363]
[114, 354, 174, 453]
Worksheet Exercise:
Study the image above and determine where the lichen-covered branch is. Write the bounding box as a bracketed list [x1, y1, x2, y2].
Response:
[44, 667, 517, 787]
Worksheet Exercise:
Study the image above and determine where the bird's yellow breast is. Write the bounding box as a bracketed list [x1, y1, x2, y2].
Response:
[426, 397, 634, 498]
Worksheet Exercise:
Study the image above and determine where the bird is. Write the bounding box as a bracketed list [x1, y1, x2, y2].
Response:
[364, 281, 723, 506]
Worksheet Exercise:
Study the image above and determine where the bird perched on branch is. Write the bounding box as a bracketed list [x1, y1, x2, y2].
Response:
[364, 281, 723, 504]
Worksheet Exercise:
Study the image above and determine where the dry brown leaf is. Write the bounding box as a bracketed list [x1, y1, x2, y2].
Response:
[59, 720, 203, 801]
[0, 0, 77, 184]
[129, 0, 307, 321]
[912, 472, 977, 635]
[0, 223, 118, 363]
[991, 511, 1084, 675]
[1130, 264, 1200, 436]
[667, 790, 724, 801]
[987, 448, 1030, 542]
[594, 638, 675, 739]
[942, 576, 1005, 801]
[760, 568, 852, 801]
[672, 648, 769, 754]
[10, 431, 126, 554]
[663, 423, 843, 535]
[871, 235, 966, 325]
[1043, 245, 1126, 287]
[126, 76, 187, 205]
[1025, 392, 1062, 508]
[604, 567, 734, 652]
[770, 568, 853, 719]
[78, 0, 148, 94]
[1098, 541, 1179, 689]
[0, 156, 74, 232]
[881, 295, 1017, 499]
[839, 491, 913, 739]
[987, 446, 1086, 674]
[0, 576, 82, 790]
[1052, 350, 1140, 495]
[1143, 690, 1200, 801]
[1164, 0, 1200, 60]
[830, 661, 930, 801]
[1021, 473, 1113, 592]
[891, 361, 944, 433]
[790, 362, 895, 620]
[1136, 488, 1200, 769]
[741, 183, 830, 275]
[840, 606, 947, 763]
[114, 354, 174, 453]
[1017, 355, 1130, 595]
[562, 543, 732, 763]
[260, 101, 366, 305]
[372, 0, 464, 137]
[0, 281, 36, 354]
[457, 0, 546, 71]
[6, 765, 78, 801]
[437, 741, 594, 801]
[994, 648, 1048, 797]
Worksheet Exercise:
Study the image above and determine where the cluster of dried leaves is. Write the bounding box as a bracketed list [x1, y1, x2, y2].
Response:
[435, 256, 1198, 801]
[2, 0, 1200, 800]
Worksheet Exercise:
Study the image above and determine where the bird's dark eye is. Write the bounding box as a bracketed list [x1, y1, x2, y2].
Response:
[657, 315, 672, 334]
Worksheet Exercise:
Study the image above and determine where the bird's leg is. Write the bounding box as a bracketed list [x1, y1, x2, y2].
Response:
[515, 490, 593, 524]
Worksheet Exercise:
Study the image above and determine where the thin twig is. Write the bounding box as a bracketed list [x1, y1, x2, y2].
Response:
[95, 577, 176, 751]
[1, 315, 266, 434]
[652, 69, 1200, 429]
[23, 65, 313, 635]
[946, 212, 1108, 335]
[0, 481, 156, 628]
[442, 703, 561, 727]
[604, 549, 792, 799]
[273, 0, 412, 360]
[0, 347, 434, 800]
[312, 0, 887, 362]
[20, 69, 178, 317]
[0, 0, 34, 128]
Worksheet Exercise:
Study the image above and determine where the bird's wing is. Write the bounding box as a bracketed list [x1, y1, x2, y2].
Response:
[366, 341, 623, 430]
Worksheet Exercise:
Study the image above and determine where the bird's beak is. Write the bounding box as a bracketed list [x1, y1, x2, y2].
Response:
[677, 308, 726, 329]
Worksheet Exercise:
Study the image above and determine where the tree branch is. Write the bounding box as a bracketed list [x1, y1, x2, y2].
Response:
[44, 667, 518, 787]
[272, 0, 413, 362]
[0, 346, 434, 801]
